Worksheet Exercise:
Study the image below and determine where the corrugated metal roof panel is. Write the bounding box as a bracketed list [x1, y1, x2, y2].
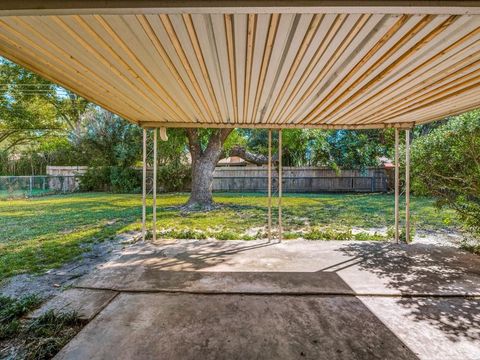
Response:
[0, 5, 479, 128]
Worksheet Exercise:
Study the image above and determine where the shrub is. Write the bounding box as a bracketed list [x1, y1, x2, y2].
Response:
[411, 111, 480, 237]
[158, 162, 191, 192]
[79, 166, 111, 192]
[301, 227, 387, 241]
[79, 166, 140, 193]
[109, 166, 141, 193]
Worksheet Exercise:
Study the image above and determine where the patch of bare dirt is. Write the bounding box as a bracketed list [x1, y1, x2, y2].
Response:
[0, 232, 140, 300]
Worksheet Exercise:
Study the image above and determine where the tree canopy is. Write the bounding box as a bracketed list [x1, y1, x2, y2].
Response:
[410, 110, 480, 238]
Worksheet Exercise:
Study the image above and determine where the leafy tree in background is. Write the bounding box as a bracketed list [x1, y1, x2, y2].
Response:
[0, 58, 92, 174]
[78, 109, 142, 192]
[319, 129, 392, 171]
[233, 128, 391, 170]
[0, 59, 58, 150]
[0, 58, 90, 144]
[410, 110, 480, 242]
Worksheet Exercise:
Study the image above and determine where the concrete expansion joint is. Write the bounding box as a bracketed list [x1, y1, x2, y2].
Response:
[72, 285, 480, 299]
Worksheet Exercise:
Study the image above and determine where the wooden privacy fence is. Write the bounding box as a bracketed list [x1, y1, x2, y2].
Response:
[212, 167, 388, 193]
[42, 166, 389, 193]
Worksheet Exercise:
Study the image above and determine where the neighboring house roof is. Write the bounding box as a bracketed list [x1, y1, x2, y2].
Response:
[217, 156, 248, 167]
[378, 156, 394, 168]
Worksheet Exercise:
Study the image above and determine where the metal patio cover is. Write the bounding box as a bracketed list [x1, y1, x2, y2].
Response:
[1, 1, 479, 129]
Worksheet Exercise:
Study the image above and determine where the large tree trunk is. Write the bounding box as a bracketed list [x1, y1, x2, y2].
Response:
[184, 128, 232, 210]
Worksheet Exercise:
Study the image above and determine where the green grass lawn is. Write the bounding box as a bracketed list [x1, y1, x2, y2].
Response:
[0, 192, 457, 281]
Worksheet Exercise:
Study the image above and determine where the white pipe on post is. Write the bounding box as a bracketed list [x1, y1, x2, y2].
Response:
[394, 128, 400, 244]
[142, 128, 147, 241]
[278, 129, 283, 243]
[405, 129, 411, 243]
[268, 129, 272, 242]
[152, 128, 157, 242]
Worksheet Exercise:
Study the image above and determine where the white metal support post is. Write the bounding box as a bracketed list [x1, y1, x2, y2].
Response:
[267, 129, 272, 242]
[142, 128, 147, 241]
[394, 128, 400, 243]
[152, 128, 158, 242]
[278, 129, 283, 243]
[405, 129, 411, 243]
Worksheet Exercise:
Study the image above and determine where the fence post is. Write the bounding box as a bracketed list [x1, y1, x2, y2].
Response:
[29, 176, 33, 196]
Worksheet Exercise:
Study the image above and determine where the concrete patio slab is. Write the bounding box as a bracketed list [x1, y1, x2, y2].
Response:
[358, 296, 480, 360]
[77, 240, 480, 296]
[55, 240, 480, 360]
[55, 292, 417, 360]
[28, 288, 118, 320]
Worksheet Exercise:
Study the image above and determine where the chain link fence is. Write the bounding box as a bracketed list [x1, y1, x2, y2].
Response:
[0, 176, 80, 199]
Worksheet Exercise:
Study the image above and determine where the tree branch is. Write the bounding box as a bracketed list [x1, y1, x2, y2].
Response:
[204, 128, 233, 161]
[229, 145, 278, 166]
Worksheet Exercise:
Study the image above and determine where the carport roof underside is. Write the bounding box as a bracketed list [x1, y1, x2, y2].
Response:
[1, 1, 480, 129]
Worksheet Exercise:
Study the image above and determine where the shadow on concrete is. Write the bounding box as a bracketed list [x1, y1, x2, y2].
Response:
[70, 240, 480, 358]
[66, 274, 420, 360]
[113, 240, 275, 271]
[336, 242, 480, 342]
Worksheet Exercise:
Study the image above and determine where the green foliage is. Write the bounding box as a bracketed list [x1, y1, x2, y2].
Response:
[222, 129, 247, 152]
[0, 295, 42, 340]
[0, 58, 95, 177]
[160, 228, 208, 240]
[316, 129, 391, 170]
[410, 110, 480, 236]
[236, 128, 391, 169]
[0, 58, 91, 156]
[158, 162, 191, 192]
[155, 128, 189, 167]
[301, 228, 386, 241]
[76, 111, 144, 192]
[386, 227, 415, 243]
[79, 166, 140, 193]
[78, 110, 141, 167]
[0, 293, 85, 360]
[460, 242, 480, 256]
[110, 166, 141, 193]
[282, 129, 316, 166]
[0, 138, 82, 176]
[79, 166, 111, 192]
[24, 309, 85, 360]
[0, 59, 59, 149]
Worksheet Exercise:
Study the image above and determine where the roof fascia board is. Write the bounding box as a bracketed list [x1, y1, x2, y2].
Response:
[1, 1, 480, 16]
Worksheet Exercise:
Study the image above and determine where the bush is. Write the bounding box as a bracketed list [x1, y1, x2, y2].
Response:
[411, 110, 480, 237]
[110, 166, 141, 193]
[79, 166, 140, 193]
[79, 166, 111, 192]
[158, 162, 191, 192]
